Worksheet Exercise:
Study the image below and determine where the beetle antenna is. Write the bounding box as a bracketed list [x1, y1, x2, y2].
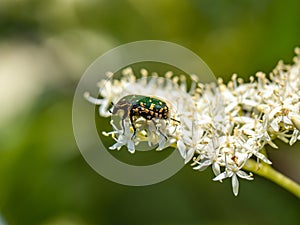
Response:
[171, 118, 180, 123]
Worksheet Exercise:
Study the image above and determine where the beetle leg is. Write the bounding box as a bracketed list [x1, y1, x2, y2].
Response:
[108, 101, 114, 113]
[129, 113, 136, 140]
[121, 107, 129, 135]
[151, 119, 167, 141]
[121, 118, 126, 135]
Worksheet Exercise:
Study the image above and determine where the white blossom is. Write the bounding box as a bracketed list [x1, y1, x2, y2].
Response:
[85, 47, 300, 196]
[85, 68, 197, 157]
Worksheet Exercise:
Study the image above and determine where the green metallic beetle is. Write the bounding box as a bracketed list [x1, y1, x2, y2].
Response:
[111, 95, 179, 139]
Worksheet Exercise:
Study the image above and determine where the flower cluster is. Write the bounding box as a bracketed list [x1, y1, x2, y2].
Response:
[85, 68, 197, 154]
[85, 48, 300, 196]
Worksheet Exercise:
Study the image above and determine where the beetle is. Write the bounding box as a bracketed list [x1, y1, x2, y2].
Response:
[111, 95, 179, 139]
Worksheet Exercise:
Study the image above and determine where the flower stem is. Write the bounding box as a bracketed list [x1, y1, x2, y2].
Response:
[243, 159, 300, 199]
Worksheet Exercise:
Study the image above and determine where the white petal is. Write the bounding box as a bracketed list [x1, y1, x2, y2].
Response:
[177, 139, 186, 159]
[268, 140, 278, 149]
[84, 92, 103, 105]
[233, 116, 254, 124]
[193, 159, 211, 171]
[237, 170, 254, 180]
[232, 173, 239, 196]
[269, 106, 281, 119]
[291, 115, 300, 131]
[270, 119, 279, 132]
[127, 140, 135, 154]
[184, 148, 195, 164]
[243, 99, 258, 108]
[157, 142, 166, 151]
[254, 152, 272, 164]
[213, 171, 232, 181]
[212, 162, 221, 176]
[263, 132, 271, 142]
[109, 142, 122, 150]
[99, 99, 110, 117]
[289, 129, 299, 145]
[225, 102, 237, 113]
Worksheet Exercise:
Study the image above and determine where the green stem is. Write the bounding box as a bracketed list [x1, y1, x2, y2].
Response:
[243, 159, 300, 199]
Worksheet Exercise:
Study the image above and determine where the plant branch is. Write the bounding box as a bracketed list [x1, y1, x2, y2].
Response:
[243, 159, 300, 199]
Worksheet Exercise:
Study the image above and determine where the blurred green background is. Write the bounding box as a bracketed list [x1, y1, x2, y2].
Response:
[1, 0, 300, 224]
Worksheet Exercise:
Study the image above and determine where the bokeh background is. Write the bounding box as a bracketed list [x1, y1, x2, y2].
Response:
[1, 0, 300, 224]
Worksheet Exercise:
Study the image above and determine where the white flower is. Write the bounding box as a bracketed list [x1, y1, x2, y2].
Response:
[177, 118, 203, 164]
[192, 139, 221, 176]
[213, 165, 253, 196]
[84, 47, 300, 196]
[107, 120, 136, 153]
[86, 67, 197, 155]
